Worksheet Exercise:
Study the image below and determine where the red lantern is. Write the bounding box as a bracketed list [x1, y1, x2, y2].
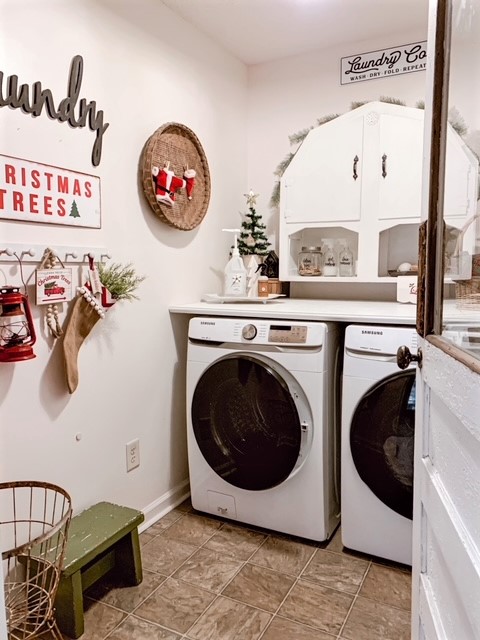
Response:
[0, 286, 36, 362]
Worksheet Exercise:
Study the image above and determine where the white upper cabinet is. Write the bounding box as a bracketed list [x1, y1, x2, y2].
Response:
[377, 112, 424, 220]
[279, 101, 478, 282]
[282, 117, 364, 223]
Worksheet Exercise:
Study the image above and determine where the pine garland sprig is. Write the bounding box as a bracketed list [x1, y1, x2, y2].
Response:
[270, 182, 281, 208]
[271, 152, 295, 207]
[289, 116, 341, 147]
[316, 113, 340, 126]
[378, 96, 406, 106]
[350, 100, 368, 110]
[448, 106, 468, 137]
[289, 127, 314, 146]
[98, 262, 146, 301]
[274, 152, 295, 177]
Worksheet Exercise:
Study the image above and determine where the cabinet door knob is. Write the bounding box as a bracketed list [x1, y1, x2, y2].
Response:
[382, 153, 388, 178]
[397, 345, 422, 369]
[353, 155, 359, 181]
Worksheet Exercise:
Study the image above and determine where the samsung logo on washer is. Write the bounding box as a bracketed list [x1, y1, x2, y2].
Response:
[200, 321, 216, 326]
[362, 330, 383, 335]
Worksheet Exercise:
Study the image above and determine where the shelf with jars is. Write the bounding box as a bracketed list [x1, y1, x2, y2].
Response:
[284, 225, 359, 281]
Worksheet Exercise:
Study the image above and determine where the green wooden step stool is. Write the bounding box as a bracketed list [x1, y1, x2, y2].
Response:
[55, 501, 144, 638]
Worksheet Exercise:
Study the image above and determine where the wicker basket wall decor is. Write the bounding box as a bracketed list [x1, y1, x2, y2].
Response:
[141, 122, 211, 230]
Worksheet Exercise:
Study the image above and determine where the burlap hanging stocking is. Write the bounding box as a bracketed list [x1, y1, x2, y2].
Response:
[62, 287, 105, 394]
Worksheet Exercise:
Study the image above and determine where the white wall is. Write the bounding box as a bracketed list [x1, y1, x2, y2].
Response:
[247, 30, 428, 299]
[0, 0, 248, 519]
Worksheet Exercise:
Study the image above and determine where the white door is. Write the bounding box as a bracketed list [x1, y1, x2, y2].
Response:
[412, 343, 480, 639]
[411, 1, 480, 638]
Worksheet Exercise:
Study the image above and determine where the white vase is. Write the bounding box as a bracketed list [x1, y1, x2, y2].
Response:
[243, 255, 262, 297]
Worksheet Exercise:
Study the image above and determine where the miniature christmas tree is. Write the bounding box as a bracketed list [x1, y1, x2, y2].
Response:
[69, 200, 80, 218]
[237, 190, 271, 256]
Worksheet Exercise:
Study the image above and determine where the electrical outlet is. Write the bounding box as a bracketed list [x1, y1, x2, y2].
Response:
[126, 439, 140, 472]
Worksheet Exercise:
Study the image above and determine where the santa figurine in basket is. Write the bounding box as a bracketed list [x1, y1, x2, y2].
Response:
[152, 161, 196, 206]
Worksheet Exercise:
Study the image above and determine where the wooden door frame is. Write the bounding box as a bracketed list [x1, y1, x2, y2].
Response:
[418, 0, 480, 375]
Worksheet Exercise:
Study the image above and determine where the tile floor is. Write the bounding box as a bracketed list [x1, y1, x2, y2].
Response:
[50, 499, 412, 640]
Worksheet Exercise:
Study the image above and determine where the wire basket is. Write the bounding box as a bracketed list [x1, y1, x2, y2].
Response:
[1, 481, 72, 640]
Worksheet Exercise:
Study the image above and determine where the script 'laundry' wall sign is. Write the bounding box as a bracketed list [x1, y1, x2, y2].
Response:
[0, 154, 101, 228]
[341, 42, 427, 85]
[0, 55, 109, 166]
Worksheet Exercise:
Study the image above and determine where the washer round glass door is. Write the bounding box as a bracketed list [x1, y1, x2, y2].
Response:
[191, 354, 304, 491]
[350, 369, 416, 520]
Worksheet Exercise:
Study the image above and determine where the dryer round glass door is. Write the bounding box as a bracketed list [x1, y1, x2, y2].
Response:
[350, 369, 416, 520]
[191, 354, 304, 491]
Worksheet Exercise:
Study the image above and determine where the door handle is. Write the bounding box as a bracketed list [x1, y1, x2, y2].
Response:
[353, 155, 359, 181]
[397, 345, 422, 369]
[382, 153, 387, 178]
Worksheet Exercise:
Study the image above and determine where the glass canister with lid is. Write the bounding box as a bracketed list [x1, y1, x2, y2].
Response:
[321, 239, 338, 276]
[298, 246, 323, 276]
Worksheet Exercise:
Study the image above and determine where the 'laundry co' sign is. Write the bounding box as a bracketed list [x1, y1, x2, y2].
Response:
[341, 42, 427, 85]
[0, 55, 109, 166]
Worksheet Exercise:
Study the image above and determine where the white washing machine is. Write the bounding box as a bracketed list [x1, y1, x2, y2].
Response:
[186, 316, 341, 542]
[341, 324, 418, 565]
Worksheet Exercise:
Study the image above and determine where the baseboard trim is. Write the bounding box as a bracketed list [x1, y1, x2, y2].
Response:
[140, 479, 190, 532]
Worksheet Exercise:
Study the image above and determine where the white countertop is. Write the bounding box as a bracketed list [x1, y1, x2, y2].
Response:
[169, 298, 418, 325]
[169, 298, 479, 325]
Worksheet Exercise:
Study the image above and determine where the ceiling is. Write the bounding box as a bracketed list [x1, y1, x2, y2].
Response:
[161, 0, 429, 65]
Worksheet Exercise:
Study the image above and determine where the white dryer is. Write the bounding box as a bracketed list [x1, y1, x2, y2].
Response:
[186, 317, 341, 542]
[341, 324, 418, 565]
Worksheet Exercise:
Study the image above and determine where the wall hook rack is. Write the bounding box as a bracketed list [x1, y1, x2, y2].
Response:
[0, 244, 110, 264]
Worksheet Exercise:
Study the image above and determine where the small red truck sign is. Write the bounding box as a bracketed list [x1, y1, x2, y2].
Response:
[35, 268, 73, 305]
[44, 283, 66, 297]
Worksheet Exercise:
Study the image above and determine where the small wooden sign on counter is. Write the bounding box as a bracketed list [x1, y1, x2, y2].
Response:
[397, 275, 418, 305]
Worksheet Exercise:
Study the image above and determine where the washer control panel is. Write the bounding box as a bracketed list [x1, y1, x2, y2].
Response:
[242, 324, 258, 340]
[188, 317, 325, 347]
[240, 323, 308, 343]
[268, 325, 308, 344]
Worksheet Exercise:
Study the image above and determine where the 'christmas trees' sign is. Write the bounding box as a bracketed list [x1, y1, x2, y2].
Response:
[0, 154, 101, 228]
[238, 190, 270, 256]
